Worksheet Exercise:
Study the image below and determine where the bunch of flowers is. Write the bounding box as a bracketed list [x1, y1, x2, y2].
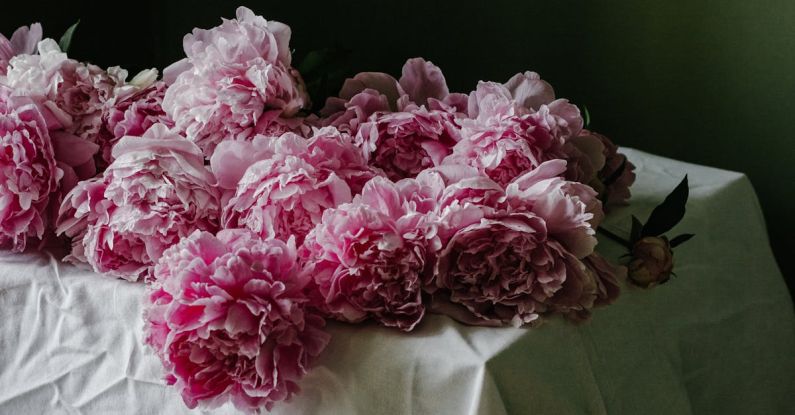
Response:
[0, 7, 693, 413]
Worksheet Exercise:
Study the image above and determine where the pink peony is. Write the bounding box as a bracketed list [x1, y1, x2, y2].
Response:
[4, 39, 128, 143]
[503, 159, 603, 258]
[417, 161, 603, 326]
[562, 132, 606, 184]
[433, 211, 571, 327]
[0, 23, 42, 76]
[356, 104, 462, 180]
[0, 85, 61, 251]
[318, 88, 390, 135]
[144, 229, 330, 412]
[163, 7, 309, 156]
[299, 176, 430, 331]
[215, 127, 376, 244]
[97, 81, 173, 165]
[56, 124, 220, 280]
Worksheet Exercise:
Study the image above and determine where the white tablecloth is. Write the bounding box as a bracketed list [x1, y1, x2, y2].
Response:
[1, 149, 793, 414]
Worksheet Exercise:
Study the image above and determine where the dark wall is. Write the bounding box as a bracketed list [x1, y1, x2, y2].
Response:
[4, 0, 794, 291]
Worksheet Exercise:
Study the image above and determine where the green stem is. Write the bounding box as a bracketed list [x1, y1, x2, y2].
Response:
[597, 227, 633, 250]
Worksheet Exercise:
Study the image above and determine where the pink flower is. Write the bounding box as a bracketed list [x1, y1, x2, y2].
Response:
[318, 88, 390, 135]
[56, 124, 220, 280]
[0, 23, 42, 76]
[299, 176, 429, 331]
[97, 81, 173, 165]
[356, 104, 462, 180]
[433, 212, 571, 327]
[445, 103, 564, 186]
[417, 161, 603, 326]
[144, 229, 330, 412]
[216, 127, 375, 244]
[163, 7, 309, 156]
[4, 39, 127, 142]
[0, 85, 61, 251]
[504, 159, 603, 258]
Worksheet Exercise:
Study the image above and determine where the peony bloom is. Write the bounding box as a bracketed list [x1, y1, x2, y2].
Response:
[562, 132, 606, 184]
[420, 161, 604, 326]
[56, 124, 220, 280]
[4, 39, 128, 143]
[163, 7, 309, 156]
[97, 80, 173, 165]
[433, 212, 570, 327]
[299, 176, 430, 331]
[445, 82, 568, 187]
[216, 127, 376, 244]
[503, 159, 603, 258]
[356, 104, 462, 181]
[0, 85, 61, 251]
[144, 229, 330, 412]
[628, 236, 674, 287]
[0, 23, 42, 76]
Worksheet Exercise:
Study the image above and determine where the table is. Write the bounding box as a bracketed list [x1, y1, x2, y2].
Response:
[1, 149, 793, 414]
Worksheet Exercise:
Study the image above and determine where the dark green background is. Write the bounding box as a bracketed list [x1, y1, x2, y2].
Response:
[4, 1, 793, 293]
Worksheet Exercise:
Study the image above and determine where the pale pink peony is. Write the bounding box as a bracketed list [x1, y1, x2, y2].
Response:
[4, 39, 128, 143]
[504, 159, 603, 258]
[445, 104, 564, 186]
[144, 229, 330, 412]
[318, 88, 390, 135]
[56, 124, 220, 280]
[216, 127, 376, 244]
[163, 7, 309, 156]
[0, 23, 42, 76]
[0, 85, 61, 251]
[356, 104, 462, 180]
[97, 81, 173, 164]
[299, 176, 430, 331]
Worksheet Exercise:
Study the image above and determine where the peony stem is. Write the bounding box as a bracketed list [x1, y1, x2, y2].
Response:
[597, 227, 633, 250]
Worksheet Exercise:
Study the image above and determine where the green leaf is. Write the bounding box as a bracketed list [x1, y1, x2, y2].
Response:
[59, 20, 80, 53]
[641, 175, 689, 237]
[630, 215, 643, 244]
[583, 106, 591, 128]
[669, 233, 695, 248]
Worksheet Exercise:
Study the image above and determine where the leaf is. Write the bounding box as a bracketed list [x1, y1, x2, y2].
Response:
[669, 233, 695, 248]
[641, 175, 689, 237]
[59, 20, 80, 53]
[583, 106, 591, 128]
[296, 47, 352, 112]
[630, 215, 643, 244]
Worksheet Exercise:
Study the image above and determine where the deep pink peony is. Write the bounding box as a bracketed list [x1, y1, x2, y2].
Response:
[56, 124, 220, 280]
[144, 229, 330, 412]
[356, 104, 462, 180]
[0, 23, 42, 76]
[163, 7, 309, 156]
[299, 176, 430, 331]
[215, 127, 376, 244]
[0, 85, 61, 251]
[97, 80, 173, 165]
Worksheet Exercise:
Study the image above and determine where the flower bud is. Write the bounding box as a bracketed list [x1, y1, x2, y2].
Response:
[628, 236, 674, 287]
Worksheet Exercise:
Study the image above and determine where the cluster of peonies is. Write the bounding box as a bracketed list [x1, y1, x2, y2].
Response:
[1, 7, 638, 413]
